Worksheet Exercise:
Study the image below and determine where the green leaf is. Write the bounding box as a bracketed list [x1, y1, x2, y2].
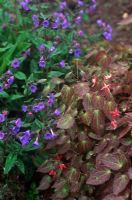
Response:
[4, 153, 17, 174]
[9, 94, 24, 101]
[14, 71, 27, 80]
[16, 159, 25, 174]
[0, 91, 9, 98]
[48, 71, 64, 78]
[34, 119, 44, 129]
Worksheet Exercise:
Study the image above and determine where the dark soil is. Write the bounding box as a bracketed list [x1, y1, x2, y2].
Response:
[95, 0, 132, 44]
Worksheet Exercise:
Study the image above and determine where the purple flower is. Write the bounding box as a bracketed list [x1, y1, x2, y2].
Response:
[0, 131, 5, 140]
[75, 16, 82, 24]
[15, 118, 22, 128]
[48, 93, 54, 107]
[11, 58, 20, 69]
[19, 130, 31, 146]
[59, 60, 65, 68]
[11, 126, 20, 135]
[49, 46, 55, 52]
[44, 130, 57, 140]
[32, 15, 39, 28]
[62, 20, 69, 29]
[20, 1, 30, 11]
[7, 76, 15, 85]
[38, 44, 45, 54]
[42, 20, 49, 28]
[0, 114, 5, 123]
[103, 32, 112, 41]
[96, 19, 103, 27]
[38, 57, 46, 68]
[52, 21, 60, 29]
[77, 0, 84, 6]
[33, 137, 40, 146]
[6, 70, 12, 75]
[59, 1, 67, 10]
[23, 48, 31, 58]
[37, 102, 45, 110]
[22, 105, 28, 112]
[0, 85, 3, 93]
[74, 48, 81, 58]
[32, 102, 45, 113]
[29, 84, 38, 93]
[54, 108, 61, 116]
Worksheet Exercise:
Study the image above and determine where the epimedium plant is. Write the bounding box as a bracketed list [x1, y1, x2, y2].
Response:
[36, 49, 132, 199]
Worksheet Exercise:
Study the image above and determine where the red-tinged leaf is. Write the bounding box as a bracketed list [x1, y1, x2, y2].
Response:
[79, 111, 93, 126]
[61, 85, 75, 105]
[128, 167, 132, 180]
[83, 93, 93, 112]
[103, 100, 116, 120]
[92, 94, 104, 110]
[37, 161, 53, 173]
[66, 167, 80, 183]
[113, 174, 129, 195]
[88, 132, 102, 140]
[70, 181, 80, 193]
[38, 175, 52, 190]
[94, 138, 108, 154]
[57, 114, 75, 129]
[55, 184, 69, 199]
[78, 139, 93, 153]
[86, 167, 111, 185]
[78, 131, 87, 141]
[101, 153, 125, 171]
[103, 194, 125, 200]
[52, 178, 66, 189]
[96, 51, 112, 68]
[91, 109, 105, 135]
[56, 135, 69, 145]
[45, 140, 57, 150]
[73, 82, 90, 98]
[58, 141, 71, 154]
[118, 14, 132, 25]
[118, 126, 131, 139]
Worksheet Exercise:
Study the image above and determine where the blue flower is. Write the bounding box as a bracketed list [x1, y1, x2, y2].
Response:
[11, 58, 20, 69]
[44, 130, 57, 140]
[32, 15, 39, 28]
[19, 130, 31, 146]
[22, 105, 28, 112]
[15, 118, 22, 128]
[0, 114, 5, 123]
[42, 20, 49, 28]
[0, 131, 5, 140]
[29, 84, 38, 93]
[38, 57, 46, 68]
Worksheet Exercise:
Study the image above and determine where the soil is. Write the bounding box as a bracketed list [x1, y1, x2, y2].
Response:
[94, 0, 132, 44]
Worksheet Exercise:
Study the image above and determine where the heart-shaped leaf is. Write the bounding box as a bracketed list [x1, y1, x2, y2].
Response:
[86, 167, 111, 185]
[103, 194, 125, 200]
[91, 109, 105, 135]
[113, 174, 129, 195]
[101, 153, 126, 171]
[57, 114, 75, 129]
[73, 82, 90, 98]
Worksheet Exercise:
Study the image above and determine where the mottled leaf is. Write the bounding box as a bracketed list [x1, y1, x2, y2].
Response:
[57, 114, 75, 129]
[91, 109, 105, 135]
[38, 175, 52, 190]
[86, 167, 111, 185]
[73, 82, 90, 98]
[101, 153, 126, 171]
[113, 174, 129, 195]
[103, 194, 125, 200]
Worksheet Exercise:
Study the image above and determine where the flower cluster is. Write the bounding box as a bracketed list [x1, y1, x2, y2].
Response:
[0, 70, 15, 91]
[20, 0, 30, 11]
[97, 19, 113, 40]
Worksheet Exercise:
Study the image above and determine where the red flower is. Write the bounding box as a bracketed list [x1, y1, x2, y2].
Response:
[49, 170, 56, 177]
[111, 108, 120, 119]
[101, 82, 111, 92]
[110, 120, 117, 130]
[59, 163, 66, 171]
[92, 76, 97, 87]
